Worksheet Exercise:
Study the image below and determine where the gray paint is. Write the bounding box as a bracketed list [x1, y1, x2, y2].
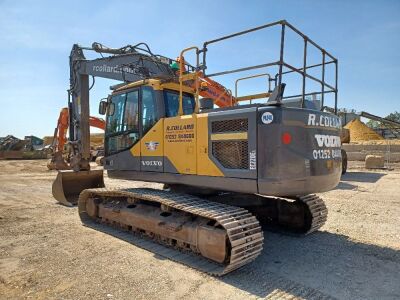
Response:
[207, 107, 257, 179]
[163, 156, 179, 173]
[140, 156, 163, 172]
[107, 170, 257, 194]
[257, 106, 341, 196]
[104, 149, 140, 171]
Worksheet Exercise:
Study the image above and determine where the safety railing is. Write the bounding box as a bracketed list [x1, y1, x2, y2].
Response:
[235, 73, 272, 104]
[178, 47, 200, 115]
[199, 20, 338, 112]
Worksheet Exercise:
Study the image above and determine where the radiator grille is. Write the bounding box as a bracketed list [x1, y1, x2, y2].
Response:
[212, 141, 249, 169]
[211, 119, 248, 133]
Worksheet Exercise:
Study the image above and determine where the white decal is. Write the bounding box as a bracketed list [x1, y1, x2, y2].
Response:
[145, 141, 159, 151]
[307, 113, 341, 128]
[261, 112, 274, 124]
[141, 160, 162, 166]
[313, 149, 342, 160]
[314, 134, 341, 148]
[249, 150, 257, 170]
[308, 113, 316, 126]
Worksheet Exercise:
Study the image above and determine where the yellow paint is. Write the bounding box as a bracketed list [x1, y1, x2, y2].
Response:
[164, 115, 197, 174]
[116, 79, 149, 91]
[235, 92, 271, 102]
[210, 132, 248, 141]
[196, 114, 224, 176]
[130, 141, 141, 157]
[115, 78, 194, 94]
[140, 119, 164, 157]
[159, 82, 194, 94]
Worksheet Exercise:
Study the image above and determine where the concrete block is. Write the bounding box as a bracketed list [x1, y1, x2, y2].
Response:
[365, 155, 385, 169]
[347, 152, 367, 161]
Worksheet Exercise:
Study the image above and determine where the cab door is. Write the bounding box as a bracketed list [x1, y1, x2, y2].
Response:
[139, 86, 164, 172]
[163, 89, 197, 174]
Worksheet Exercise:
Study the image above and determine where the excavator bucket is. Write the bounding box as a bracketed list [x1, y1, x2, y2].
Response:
[52, 170, 104, 206]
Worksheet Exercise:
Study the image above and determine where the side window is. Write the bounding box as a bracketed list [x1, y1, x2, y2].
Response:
[106, 93, 126, 134]
[125, 90, 139, 131]
[106, 90, 140, 155]
[164, 90, 195, 117]
[142, 87, 157, 134]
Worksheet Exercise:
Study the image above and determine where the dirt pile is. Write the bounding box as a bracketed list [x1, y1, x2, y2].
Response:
[43, 136, 53, 146]
[42, 134, 104, 148]
[344, 119, 384, 141]
[90, 133, 104, 148]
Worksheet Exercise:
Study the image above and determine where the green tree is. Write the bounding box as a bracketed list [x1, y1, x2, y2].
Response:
[385, 111, 400, 123]
[365, 111, 400, 128]
[366, 119, 380, 128]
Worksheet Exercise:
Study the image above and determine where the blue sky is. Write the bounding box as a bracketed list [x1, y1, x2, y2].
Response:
[0, 0, 399, 138]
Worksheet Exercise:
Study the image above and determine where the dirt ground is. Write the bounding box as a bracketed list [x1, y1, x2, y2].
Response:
[0, 160, 399, 300]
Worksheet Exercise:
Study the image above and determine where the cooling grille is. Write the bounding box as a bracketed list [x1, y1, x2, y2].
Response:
[212, 140, 249, 169]
[211, 119, 248, 133]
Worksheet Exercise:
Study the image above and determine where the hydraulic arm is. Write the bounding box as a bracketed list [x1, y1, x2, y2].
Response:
[68, 42, 176, 170]
[47, 107, 105, 170]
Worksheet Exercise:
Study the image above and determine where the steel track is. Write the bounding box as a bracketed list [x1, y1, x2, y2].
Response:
[78, 187, 264, 276]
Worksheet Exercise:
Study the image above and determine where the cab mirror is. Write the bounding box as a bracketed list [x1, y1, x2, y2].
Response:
[99, 101, 107, 115]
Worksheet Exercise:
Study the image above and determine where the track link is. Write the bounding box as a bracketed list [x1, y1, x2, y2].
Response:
[297, 194, 328, 235]
[207, 193, 328, 236]
[78, 188, 263, 276]
[254, 194, 328, 236]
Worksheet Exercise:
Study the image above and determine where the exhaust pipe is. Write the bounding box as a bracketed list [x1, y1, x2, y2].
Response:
[52, 170, 104, 206]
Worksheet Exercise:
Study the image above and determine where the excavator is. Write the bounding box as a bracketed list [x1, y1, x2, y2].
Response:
[47, 107, 105, 171]
[52, 20, 342, 275]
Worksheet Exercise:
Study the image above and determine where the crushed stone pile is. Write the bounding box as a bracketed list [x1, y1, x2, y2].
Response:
[344, 119, 384, 141]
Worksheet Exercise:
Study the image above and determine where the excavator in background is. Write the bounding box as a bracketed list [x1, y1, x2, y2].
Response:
[47, 107, 105, 170]
[52, 20, 342, 275]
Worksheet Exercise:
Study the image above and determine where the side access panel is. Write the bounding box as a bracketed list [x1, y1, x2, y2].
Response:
[206, 107, 257, 179]
[164, 115, 197, 174]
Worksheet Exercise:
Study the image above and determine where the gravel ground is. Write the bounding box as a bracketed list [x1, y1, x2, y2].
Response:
[0, 160, 399, 300]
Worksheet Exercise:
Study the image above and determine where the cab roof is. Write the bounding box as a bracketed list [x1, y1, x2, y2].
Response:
[114, 78, 195, 94]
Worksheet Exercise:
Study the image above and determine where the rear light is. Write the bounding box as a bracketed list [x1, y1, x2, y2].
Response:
[282, 132, 292, 145]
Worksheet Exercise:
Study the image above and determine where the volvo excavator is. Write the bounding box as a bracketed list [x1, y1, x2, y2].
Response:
[52, 20, 342, 275]
[47, 107, 105, 171]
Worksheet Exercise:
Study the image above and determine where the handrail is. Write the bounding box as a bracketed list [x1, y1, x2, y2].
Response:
[235, 73, 272, 104]
[178, 46, 200, 115]
[200, 20, 338, 112]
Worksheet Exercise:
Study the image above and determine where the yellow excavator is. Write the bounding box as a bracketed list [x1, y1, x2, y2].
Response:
[52, 20, 342, 275]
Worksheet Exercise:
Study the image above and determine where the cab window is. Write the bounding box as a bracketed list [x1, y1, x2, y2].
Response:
[106, 93, 126, 134]
[106, 90, 140, 155]
[164, 90, 195, 117]
[142, 86, 157, 134]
